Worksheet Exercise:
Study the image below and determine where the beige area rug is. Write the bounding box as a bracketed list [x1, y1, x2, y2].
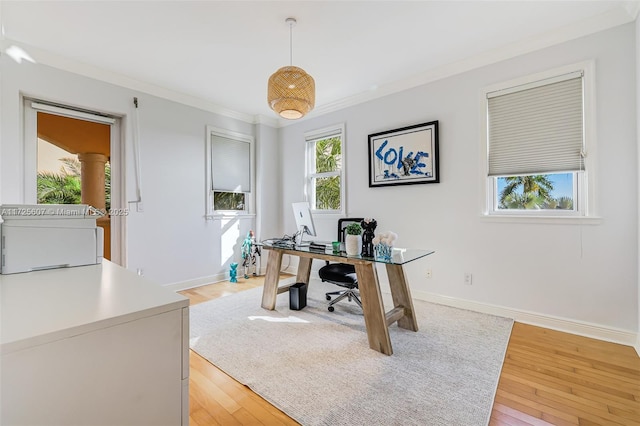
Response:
[189, 280, 513, 426]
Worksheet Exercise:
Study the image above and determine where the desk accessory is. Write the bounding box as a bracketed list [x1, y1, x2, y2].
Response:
[373, 231, 398, 261]
[309, 242, 327, 252]
[361, 218, 377, 257]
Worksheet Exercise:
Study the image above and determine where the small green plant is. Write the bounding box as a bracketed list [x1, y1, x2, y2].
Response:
[345, 222, 362, 235]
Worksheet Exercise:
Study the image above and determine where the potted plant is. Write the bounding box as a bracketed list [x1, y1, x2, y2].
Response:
[344, 222, 363, 256]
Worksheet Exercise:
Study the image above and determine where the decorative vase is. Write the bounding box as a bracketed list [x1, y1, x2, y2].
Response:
[345, 234, 362, 256]
[229, 262, 238, 283]
[376, 243, 393, 261]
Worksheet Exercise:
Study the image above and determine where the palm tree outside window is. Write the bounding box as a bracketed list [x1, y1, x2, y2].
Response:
[497, 173, 574, 211]
[305, 124, 345, 214]
[37, 156, 111, 211]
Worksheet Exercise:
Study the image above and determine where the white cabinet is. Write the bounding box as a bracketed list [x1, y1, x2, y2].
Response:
[1, 260, 190, 425]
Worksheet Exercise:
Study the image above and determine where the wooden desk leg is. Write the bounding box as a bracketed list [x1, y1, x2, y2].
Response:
[355, 263, 393, 356]
[261, 250, 283, 310]
[296, 257, 312, 284]
[386, 264, 418, 332]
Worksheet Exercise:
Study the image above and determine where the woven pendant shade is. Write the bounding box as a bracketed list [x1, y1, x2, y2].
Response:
[267, 17, 315, 120]
[268, 65, 315, 120]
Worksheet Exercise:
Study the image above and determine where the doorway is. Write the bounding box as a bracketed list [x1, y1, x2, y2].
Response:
[23, 100, 125, 266]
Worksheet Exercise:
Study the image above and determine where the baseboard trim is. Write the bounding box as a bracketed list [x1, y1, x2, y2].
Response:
[163, 273, 227, 292]
[164, 266, 297, 292]
[412, 290, 638, 347]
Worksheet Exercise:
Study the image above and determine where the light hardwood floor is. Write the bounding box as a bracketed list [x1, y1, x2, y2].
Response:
[180, 278, 640, 426]
[491, 323, 640, 425]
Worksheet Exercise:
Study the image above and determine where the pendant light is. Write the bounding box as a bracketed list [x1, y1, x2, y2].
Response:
[267, 17, 315, 120]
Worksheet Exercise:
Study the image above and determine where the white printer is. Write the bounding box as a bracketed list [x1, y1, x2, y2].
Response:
[0, 204, 104, 274]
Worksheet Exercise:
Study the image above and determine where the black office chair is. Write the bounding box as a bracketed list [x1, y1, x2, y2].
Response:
[319, 218, 364, 312]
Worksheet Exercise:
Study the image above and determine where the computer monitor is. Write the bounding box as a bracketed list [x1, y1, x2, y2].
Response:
[292, 202, 316, 245]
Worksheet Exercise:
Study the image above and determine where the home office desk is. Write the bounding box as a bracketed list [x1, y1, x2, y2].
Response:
[260, 241, 434, 355]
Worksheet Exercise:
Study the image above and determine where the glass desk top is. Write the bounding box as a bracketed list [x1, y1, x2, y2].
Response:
[259, 239, 434, 266]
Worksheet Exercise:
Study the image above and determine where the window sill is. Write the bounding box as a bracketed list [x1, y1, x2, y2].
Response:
[480, 214, 602, 225]
[205, 213, 255, 220]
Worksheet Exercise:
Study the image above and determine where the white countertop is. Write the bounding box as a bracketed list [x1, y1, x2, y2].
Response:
[1, 260, 189, 354]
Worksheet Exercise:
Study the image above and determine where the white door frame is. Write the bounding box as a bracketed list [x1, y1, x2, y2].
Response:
[23, 99, 126, 267]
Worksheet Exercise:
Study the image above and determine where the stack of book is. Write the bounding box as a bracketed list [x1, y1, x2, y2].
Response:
[309, 242, 327, 252]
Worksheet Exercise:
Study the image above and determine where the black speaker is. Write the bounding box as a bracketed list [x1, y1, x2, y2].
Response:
[289, 282, 308, 310]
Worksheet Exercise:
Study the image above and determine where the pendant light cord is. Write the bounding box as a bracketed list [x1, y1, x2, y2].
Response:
[289, 20, 293, 66]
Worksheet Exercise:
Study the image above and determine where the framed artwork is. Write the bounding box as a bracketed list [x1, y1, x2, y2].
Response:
[368, 121, 439, 187]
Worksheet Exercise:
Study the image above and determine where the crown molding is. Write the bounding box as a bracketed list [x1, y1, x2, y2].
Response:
[3, 3, 636, 130]
[1, 38, 258, 125]
[253, 114, 280, 128]
[281, 4, 638, 126]
[625, 0, 640, 20]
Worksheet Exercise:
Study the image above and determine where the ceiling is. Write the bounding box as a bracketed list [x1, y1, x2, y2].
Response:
[1, 1, 638, 124]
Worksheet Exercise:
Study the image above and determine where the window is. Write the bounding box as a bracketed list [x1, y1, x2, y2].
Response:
[205, 126, 254, 217]
[482, 63, 595, 217]
[305, 124, 345, 214]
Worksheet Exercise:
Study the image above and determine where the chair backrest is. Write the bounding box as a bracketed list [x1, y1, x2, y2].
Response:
[337, 218, 364, 242]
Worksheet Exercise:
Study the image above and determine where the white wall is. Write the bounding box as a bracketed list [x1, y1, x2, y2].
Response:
[255, 122, 283, 241]
[0, 18, 636, 340]
[0, 57, 280, 286]
[254, 122, 284, 274]
[280, 23, 638, 334]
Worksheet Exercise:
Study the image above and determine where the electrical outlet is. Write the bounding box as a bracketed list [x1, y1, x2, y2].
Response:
[426, 269, 432, 279]
[137, 268, 144, 276]
[464, 272, 472, 285]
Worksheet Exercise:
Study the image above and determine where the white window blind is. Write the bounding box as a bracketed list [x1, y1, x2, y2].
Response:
[487, 74, 584, 177]
[30, 101, 116, 124]
[211, 135, 251, 192]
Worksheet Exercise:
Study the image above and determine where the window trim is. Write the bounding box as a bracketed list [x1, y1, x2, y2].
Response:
[24, 98, 128, 266]
[304, 123, 346, 215]
[480, 60, 597, 219]
[205, 125, 255, 219]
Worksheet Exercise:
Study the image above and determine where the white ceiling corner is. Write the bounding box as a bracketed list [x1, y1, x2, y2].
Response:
[1, 1, 637, 127]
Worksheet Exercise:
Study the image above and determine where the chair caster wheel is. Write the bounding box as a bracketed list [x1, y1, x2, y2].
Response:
[326, 295, 331, 301]
[328, 306, 335, 312]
